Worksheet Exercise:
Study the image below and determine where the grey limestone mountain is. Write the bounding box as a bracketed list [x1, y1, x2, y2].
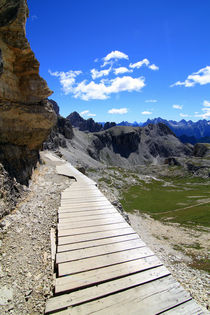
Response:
[86, 123, 193, 167]
[43, 100, 74, 150]
[67, 111, 116, 132]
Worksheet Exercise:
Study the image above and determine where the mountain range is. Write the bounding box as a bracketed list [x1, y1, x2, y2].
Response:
[67, 112, 210, 144]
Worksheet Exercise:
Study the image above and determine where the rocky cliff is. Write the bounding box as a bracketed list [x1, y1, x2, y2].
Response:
[67, 111, 116, 132]
[87, 123, 193, 167]
[43, 100, 74, 150]
[0, 0, 56, 184]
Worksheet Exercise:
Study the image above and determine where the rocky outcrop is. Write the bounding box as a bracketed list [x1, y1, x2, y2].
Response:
[0, 0, 56, 184]
[67, 111, 116, 132]
[43, 100, 73, 150]
[87, 123, 193, 166]
[0, 163, 23, 219]
[67, 112, 102, 132]
[193, 143, 208, 157]
[49, 99, 60, 116]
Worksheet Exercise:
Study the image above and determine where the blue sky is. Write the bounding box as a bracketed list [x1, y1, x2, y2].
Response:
[27, 0, 210, 123]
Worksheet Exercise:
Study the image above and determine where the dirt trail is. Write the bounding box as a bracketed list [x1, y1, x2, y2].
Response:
[0, 153, 71, 314]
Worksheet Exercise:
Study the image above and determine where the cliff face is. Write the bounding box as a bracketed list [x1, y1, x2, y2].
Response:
[0, 0, 56, 184]
[43, 100, 74, 150]
[87, 123, 193, 166]
[67, 111, 116, 132]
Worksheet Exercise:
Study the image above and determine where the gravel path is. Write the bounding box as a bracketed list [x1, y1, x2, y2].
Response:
[0, 154, 71, 314]
[128, 212, 210, 312]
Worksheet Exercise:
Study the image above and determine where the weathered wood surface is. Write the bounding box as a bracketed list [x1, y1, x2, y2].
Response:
[58, 227, 136, 245]
[45, 158, 203, 314]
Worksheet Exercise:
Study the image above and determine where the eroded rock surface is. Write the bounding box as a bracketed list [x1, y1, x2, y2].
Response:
[0, 0, 56, 184]
[43, 100, 74, 151]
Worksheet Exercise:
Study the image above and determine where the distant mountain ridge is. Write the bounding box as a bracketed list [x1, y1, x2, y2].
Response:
[65, 111, 210, 143]
[118, 118, 210, 142]
[67, 112, 116, 132]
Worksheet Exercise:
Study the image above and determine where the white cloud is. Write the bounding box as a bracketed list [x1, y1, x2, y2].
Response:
[194, 109, 210, 119]
[80, 110, 96, 117]
[91, 67, 111, 79]
[49, 69, 82, 94]
[171, 66, 210, 87]
[193, 100, 210, 119]
[149, 64, 159, 71]
[203, 100, 210, 107]
[50, 71, 145, 100]
[114, 67, 133, 75]
[145, 99, 157, 103]
[129, 58, 149, 69]
[142, 111, 152, 115]
[104, 50, 129, 62]
[179, 113, 189, 117]
[108, 108, 128, 114]
[194, 100, 210, 119]
[172, 104, 183, 110]
[101, 51, 129, 68]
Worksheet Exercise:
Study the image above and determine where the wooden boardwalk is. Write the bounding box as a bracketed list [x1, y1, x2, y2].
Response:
[45, 159, 203, 314]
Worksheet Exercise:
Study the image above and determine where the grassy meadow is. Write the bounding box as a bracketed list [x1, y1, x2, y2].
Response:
[120, 177, 210, 228]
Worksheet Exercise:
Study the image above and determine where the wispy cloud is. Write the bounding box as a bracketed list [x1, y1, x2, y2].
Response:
[203, 100, 210, 107]
[49, 69, 145, 100]
[49, 51, 159, 101]
[114, 67, 133, 75]
[129, 59, 159, 71]
[49, 69, 82, 94]
[145, 99, 157, 103]
[104, 50, 129, 61]
[129, 58, 149, 69]
[142, 111, 152, 115]
[102, 50, 129, 67]
[194, 100, 210, 119]
[108, 108, 128, 114]
[76, 76, 145, 101]
[179, 113, 189, 117]
[91, 67, 111, 79]
[149, 64, 159, 71]
[171, 66, 210, 87]
[80, 110, 96, 117]
[172, 104, 183, 110]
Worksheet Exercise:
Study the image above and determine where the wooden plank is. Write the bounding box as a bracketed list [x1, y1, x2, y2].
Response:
[58, 209, 117, 218]
[46, 265, 169, 313]
[58, 217, 125, 230]
[59, 205, 115, 212]
[161, 299, 203, 314]
[60, 200, 111, 206]
[56, 239, 146, 263]
[64, 187, 98, 192]
[58, 212, 121, 222]
[57, 234, 140, 253]
[55, 255, 162, 293]
[62, 191, 102, 195]
[61, 196, 104, 201]
[58, 246, 154, 276]
[61, 192, 103, 198]
[58, 222, 130, 237]
[61, 197, 107, 203]
[59, 204, 111, 209]
[58, 227, 136, 245]
[66, 276, 192, 315]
